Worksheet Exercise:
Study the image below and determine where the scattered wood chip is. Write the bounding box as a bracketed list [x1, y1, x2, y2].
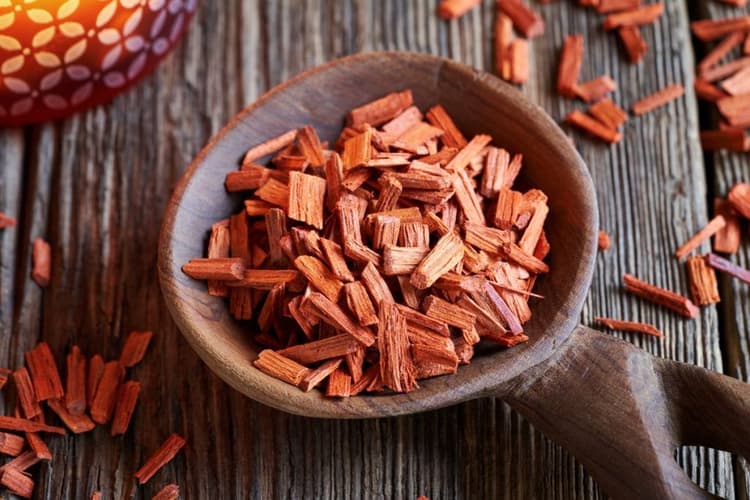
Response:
[631, 84, 685, 115]
[686, 256, 720, 306]
[623, 273, 699, 318]
[595, 317, 663, 337]
[134, 434, 186, 485]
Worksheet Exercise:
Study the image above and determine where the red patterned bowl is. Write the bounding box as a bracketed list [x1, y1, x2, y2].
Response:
[0, 0, 197, 126]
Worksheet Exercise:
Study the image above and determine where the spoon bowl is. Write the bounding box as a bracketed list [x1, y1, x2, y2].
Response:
[158, 52, 750, 499]
[158, 51, 597, 417]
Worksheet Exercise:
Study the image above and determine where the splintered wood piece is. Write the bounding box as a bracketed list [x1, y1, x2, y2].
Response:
[47, 399, 96, 434]
[134, 434, 186, 485]
[25, 343, 63, 401]
[255, 178, 289, 210]
[703, 57, 750, 84]
[566, 110, 622, 143]
[494, 12, 514, 80]
[392, 122, 444, 153]
[691, 16, 750, 42]
[557, 34, 584, 98]
[347, 90, 413, 127]
[595, 317, 663, 337]
[728, 182, 750, 219]
[336, 202, 363, 245]
[497, 0, 545, 38]
[378, 302, 416, 393]
[296, 125, 326, 167]
[65, 346, 86, 416]
[323, 153, 344, 212]
[288, 171, 326, 230]
[411, 232, 465, 289]
[90, 361, 124, 424]
[713, 199, 741, 254]
[372, 215, 401, 250]
[437, 0, 481, 19]
[631, 84, 685, 115]
[318, 238, 355, 282]
[24, 429, 51, 461]
[483, 281, 524, 334]
[706, 253, 750, 284]
[0, 433, 24, 457]
[413, 343, 459, 379]
[422, 295, 476, 331]
[361, 261, 396, 307]
[426, 104, 468, 149]
[698, 31, 745, 74]
[603, 3, 664, 30]
[0, 417, 64, 435]
[2, 450, 41, 472]
[596, 0, 641, 13]
[519, 202, 549, 254]
[375, 175, 403, 213]
[345, 346, 366, 383]
[120, 330, 154, 368]
[152, 484, 180, 500]
[500, 241, 550, 274]
[305, 292, 376, 346]
[342, 128, 373, 171]
[0, 212, 16, 228]
[598, 230, 611, 251]
[111, 380, 141, 436]
[242, 129, 298, 165]
[1, 466, 34, 498]
[444, 134, 493, 172]
[399, 222, 431, 248]
[574, 76, 618, 102]
[254, 349, 311, 386]
[226, 269, 301, 289]
[182, 258, 246, 281]
[110, 381, 141, 436]
[618, 26, 648, 63]
[452, 169, 486, 224]
[480, 147, 510, 198]
[87, 354, 104, 410]
[509, 39, 530, 84]
[686, 256, 720, 306]
[265, 208, 288, 268]
[207, 224, 231, 296]
[383, 246, 431, 276]
[464, 222, 512, 254]
[31, 238, 50, 287]
[397, 305, 450, 338]
[623, 273, 700, 318]
[294, 255, 343, 303]
[225, 167, 271, 192]
[325, 368, 352, 397]
[344, 282, 379, 326]
[298, 359, 343, 392]
[675, 216, 726, 260]
[13, 368, 41, 419]
[694, 78, 727, 103]
[278, 334, 360, 365]
[382, 106, 423, 139]
[588, 99, 628, 129]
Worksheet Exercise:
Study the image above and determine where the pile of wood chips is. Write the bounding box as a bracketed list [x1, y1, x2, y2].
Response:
[0, 327, 183, 499]
[183, 89, 551, 397]
[693, 13, 750, 152]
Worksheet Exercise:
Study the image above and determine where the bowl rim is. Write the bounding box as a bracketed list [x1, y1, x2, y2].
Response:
[158, 51, 599, 418]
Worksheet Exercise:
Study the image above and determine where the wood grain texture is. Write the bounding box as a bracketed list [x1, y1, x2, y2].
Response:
[0, 0, 744, 498]
[699, 2, 750, 498]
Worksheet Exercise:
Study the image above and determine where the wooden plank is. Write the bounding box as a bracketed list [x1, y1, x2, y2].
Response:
[0, 1, 736, 499]
[698, 0, 750, 497]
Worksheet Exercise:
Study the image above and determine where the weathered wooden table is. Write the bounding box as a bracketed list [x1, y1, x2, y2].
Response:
[1, 1, 748, 498]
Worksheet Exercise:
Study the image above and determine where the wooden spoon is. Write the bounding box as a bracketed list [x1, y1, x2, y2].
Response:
[158, 52, 749, 500]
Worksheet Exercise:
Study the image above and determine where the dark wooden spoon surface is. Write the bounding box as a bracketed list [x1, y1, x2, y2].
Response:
[158, 52, 750, 500]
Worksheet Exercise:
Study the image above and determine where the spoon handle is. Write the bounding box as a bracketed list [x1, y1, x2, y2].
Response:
[504, 325, 749, 500]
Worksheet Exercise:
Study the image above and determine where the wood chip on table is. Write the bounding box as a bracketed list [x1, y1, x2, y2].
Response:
[595, 317, 663, 337]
